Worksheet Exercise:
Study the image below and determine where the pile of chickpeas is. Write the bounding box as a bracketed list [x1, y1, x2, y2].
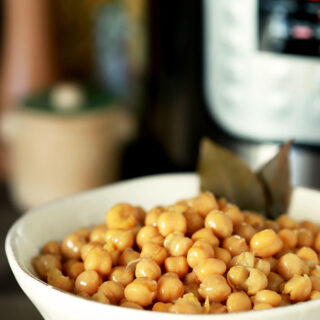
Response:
[32, 192, 320, 314]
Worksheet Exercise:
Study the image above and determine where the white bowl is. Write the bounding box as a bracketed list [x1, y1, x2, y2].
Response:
[5, 173, 320, 320]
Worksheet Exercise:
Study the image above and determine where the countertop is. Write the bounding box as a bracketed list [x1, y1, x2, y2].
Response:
[0, 185, 42, 319]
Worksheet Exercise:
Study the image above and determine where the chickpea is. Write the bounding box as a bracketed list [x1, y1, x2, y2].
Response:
[47, 268, 74, 292]
[133, 206, 146, 224]
[310, 290, 320, 300]
[189, 192, 218, 218]
[84, 247, 112, 276]
[255, 259, 271, 276]
[120, 300, 144, 309]
[63, 260, 84, 279]
[245, 268, 268, 295]
[184, 283, 202, 301]
[314, 233, 320, 253]
[109, 266, 134, 287]
[74, 227, 91, 240]
[136, 226, 164, 249]
[92, 291, 111, 304]
[184, 271, 199, 285]
[198, 274, 231, 302]
[164, 256, 189, 277]
[300, 220, 319, 236]
[157, 211, 187, 237]
[187, 240, 215, 268]
[253, 290, 281, 306]
[80, 242, 102, 261]
[214, 247, 231, 267]
[277, 215, 299, 230]
[223, 235, 249, 257]
[118, 248, 140, 266]
[166, 202, 189, 214]
[278, 229, 298, 250]
[183, 209, 204, 235]
[267, 272, 284, 293]
[164, 232, 193, 257]
[152, 302, 173, 312]
[107, 249, 120, 267]
[191, 228, 219, 247]
[169, 293, 202, 314]
[61, 233, 87, 260]
[253, 303, 273, 310]
[32, 254, 62, 280]
[217, 198, 227, 210]
[206, 302, 227, 314]
[277, 253, 303, 280]
[42, 241, 61, 257]
[283, 274, 312, 302]
[227, 266, 249, 291]
[243, 211, 264, 230]
[280, 293, 291, 306]
[311, 268, 320, 278]
[156, 273, 184, 302]
[226, 291, 252, 313]
[296, 247, 319, 267]
[105, 229, 134, 252]
[98, 281, 124, 304]
[223, 204, 244, 226]
[135, 258, 161, 280]
[125, 278, 157, 306]
[205, 210, 233, 239]
[250, 229, 283, 258]
[297, 228, 314, 248]
[105, 203, 137, 230]
[231, 252, 255, 269]
[141, 242, 167, 265]
[194, 258, 227, 282]
[145, 206, 163, 227]
[310, 276, 320, 291]
[89, 225, 107, 244]
[75, 270, 102, 295]
[265, 257, 278, 272]
[234, 223, 256, 243]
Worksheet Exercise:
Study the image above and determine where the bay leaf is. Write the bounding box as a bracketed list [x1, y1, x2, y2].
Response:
[256, 140, 292, 219]
[197, 138, 267, 213]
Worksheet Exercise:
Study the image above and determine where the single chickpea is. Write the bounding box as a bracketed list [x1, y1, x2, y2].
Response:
[204, 210, 233, 239]
[32, 254, 62, 280]
[152, 302, 173, 312]
[263, 220, 280, 233]
[253, 290, 281, 307]
[300, 220, 319, 236]
[198, 274, 231, 302]
[157, 273, 184, 302]
[277, 253, 303, 280]
[61, 233, 87, 260]
[47, 268, 74, 292]
[217, 198, 228, 210]
[125, 277, 157, 307]
[133, 206, 146, 224]
[84, 247, 112, 276]
[187, 240, 215, 269]
[189, 192, 219, 218]
[75, 270, 102, 295]
[105, 229, 134, 252]
[42, 241, 61, 257]
[243, 211, 264, 230]
[214, 247, 231, 267]
[222, 235, 249, 257]
[310, 276, 320, 291]
[109, 266, 134, 287]
[267, 272, 284, 293]
[141, 242, 167, 265]
[226, 291, 252, 313]
[92, 291, 111, 304]
[81, 242, 102, 261]
[75, 227, 91, 240]
[118, 248, 140, 266]
[164, 232, 193, 257]
[253, 303, 273, 310]
[89, 225, 108, 244]
[194, 258, 227, 282]
[245, 268, 268, 295]
[166, 203, 189, 214]
[311, 268, 320, 278]
[184, 271, 199, 285]
[145, 206, 164, 227]
[230, 252, 255, 269]
[223, 204, 244, 226]
[206, 302, 227, 314]
[63, 260, 84, 279]
[250, 229, 283, 258]
[314, 233, 320, 253]
[105, 203, 137, 230]
[254, 259, 271, 276]
[278, 229, 298, 250]
[135, 258, 161, 280]
[234, 223, 256, 243]
[164, 256, 189, 277]
[108, 249, 120, 267]
[283, 274, 312, 302]
[183, 209, 204, 235]
[136, 226, 164, 248]
[277, 215, 299, 230]
[191, 228, 219, 247]
[157, 211, 187, 237]
[297, 228, 314, 248]
[310, 290, 320, 300]
[120, 300, 144, 309]
[169, 293, 203, 314]
[227, 266, 249, 291]
[98, 281, 124, 304]
[296, 247, 319, 266]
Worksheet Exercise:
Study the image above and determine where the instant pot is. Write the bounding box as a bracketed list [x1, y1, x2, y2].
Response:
[204, 0, 320, 188]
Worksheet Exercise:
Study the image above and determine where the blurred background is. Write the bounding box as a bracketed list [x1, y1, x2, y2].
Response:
[2, 0, 320, 318]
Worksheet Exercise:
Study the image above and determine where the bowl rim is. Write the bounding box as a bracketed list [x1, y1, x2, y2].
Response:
[5, 172, 320, 318]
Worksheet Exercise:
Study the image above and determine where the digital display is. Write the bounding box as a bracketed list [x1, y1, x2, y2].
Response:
[259, 0, 320, 57]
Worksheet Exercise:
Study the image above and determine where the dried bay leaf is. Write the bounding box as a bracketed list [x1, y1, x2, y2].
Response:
[198, 138, 267, 213]
[256, 140, 292, 219]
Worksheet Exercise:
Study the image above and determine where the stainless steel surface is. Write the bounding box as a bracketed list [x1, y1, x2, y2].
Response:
[0, 185, 42, 319]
